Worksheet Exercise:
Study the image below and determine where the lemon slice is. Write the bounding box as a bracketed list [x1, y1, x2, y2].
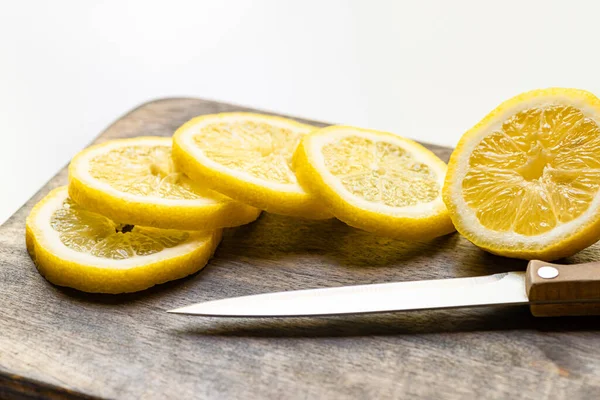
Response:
[293, 126, 455, 239]
[444, 88, 600, 260]
[26, 187, 221, 293]
[172, 113, 332, 219]
[68, 137, 260, 230]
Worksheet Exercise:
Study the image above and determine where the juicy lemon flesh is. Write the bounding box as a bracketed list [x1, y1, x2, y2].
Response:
[463, 105, 600, 236]
[322, 136, 440, 207]
[90, 144, 214, 199]
[192, 121, 305, 184]
[51, 198, 189, 259]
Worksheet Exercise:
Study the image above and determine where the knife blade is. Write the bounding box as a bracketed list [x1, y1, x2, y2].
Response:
[167, 260, 600, 318]
[168, 271, 528, 317]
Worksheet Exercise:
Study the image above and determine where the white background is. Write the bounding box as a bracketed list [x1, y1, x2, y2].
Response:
[3, 0, 600, 224]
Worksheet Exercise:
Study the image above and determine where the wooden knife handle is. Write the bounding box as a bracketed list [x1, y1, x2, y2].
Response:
[526, 260, 600, 317]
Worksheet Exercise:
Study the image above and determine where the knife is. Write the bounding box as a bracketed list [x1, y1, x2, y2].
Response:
[168, 260, 600, 318]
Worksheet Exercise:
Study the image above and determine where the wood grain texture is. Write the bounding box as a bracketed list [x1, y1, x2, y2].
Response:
[1, 98, 600, 400]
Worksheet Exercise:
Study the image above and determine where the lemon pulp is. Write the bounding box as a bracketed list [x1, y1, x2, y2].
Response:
[51, 198, 189, 259]
[463, 105, 600, 236]
[89, 144, 212, 199]
[193, 120, 304, 184]
[322, 136, 440, 207]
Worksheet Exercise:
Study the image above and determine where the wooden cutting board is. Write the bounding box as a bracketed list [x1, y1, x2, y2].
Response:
[1, 98, 600, 400]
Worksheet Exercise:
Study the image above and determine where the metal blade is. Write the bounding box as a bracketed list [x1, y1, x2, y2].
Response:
[168, 271, 528, 317]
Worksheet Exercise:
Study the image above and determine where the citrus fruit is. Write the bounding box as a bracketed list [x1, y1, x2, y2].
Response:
[68, 137, 261, 230]
[172, 113, 332, 219]
[26, 187, 222, 293]
[443, 88, 600, 260]
[292, 126, 455, 239]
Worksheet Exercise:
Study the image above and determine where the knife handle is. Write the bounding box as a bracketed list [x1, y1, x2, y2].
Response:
[526, 260, 600, 317]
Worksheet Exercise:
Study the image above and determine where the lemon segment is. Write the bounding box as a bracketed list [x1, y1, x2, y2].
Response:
[293, 126, 455, 239]
[26, 187, 222, 293]
[68, 137, 261, 230]
[444, 88, 600, 260]
[172, 113, 332, 219]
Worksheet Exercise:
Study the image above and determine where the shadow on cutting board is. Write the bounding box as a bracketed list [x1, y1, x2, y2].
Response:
[218, 213, 530, 275]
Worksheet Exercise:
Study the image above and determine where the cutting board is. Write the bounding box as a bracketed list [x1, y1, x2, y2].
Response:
[1, 99, 600, 400]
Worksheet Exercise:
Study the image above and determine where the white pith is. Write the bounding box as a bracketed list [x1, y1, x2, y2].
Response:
[309, 129, 448, 217]
[449, 94, 600, 248]
[31, 188, 212, 269]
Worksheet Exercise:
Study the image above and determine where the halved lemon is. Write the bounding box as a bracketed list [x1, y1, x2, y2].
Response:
[68, 137, 261, 230]
[26, 187, 222, 293]
[444, 88, 600, 260]
[293, 126, 455, 239]
[172, 113, 332, 219]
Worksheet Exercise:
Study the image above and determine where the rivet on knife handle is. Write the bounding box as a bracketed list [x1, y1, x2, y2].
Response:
[526, 260, 600, 317]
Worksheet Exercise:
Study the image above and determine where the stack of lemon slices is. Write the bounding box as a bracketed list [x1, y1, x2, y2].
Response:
[27, 112, 455, 293]
[26, 89, 600, 293]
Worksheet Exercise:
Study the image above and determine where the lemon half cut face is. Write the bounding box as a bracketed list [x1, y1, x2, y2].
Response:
[444, 88, 600, 260]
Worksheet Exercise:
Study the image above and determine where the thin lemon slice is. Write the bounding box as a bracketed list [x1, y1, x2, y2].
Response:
[26, 187, 222, 293]
[293, 126, 455, 239]
[172, 113, 332, 219]
[444, 88, 600, 260]
[68, 137, 261, 230]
